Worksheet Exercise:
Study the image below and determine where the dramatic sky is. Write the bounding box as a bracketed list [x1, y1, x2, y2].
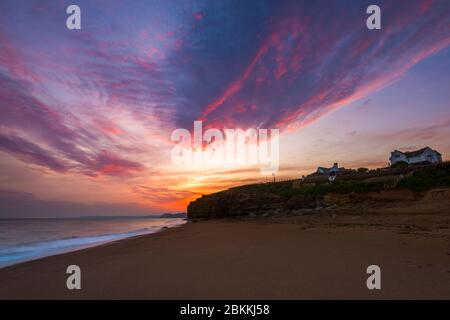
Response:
[1, 0, 449, 217]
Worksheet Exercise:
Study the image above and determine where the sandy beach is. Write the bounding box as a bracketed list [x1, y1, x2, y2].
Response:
[0, 207, 449, 300]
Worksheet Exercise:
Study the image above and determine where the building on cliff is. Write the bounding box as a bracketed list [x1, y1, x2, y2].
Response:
[389, 147, 442, 166]
[316, 163, 344, 175]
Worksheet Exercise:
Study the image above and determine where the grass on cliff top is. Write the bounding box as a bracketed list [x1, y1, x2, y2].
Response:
[273, 180, 390, 199]
[396, 161, 450, 192]
[229, 179, 389, 199]
[229, 162, 450, 198]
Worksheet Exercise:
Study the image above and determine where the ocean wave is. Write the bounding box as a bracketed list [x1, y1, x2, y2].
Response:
[0, 220, 184, 268]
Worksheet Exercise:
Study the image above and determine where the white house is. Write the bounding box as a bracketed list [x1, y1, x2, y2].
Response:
[389, 147, 442, 166]
[316, 163, 342, 175]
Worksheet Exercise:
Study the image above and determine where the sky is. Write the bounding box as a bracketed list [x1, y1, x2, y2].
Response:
[0, 0, 449, 217]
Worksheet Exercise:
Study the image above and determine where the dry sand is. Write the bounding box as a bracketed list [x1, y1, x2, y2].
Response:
[0, 209, 449, 299]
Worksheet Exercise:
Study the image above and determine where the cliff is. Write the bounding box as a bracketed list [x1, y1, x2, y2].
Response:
[187, 162, 450, 220]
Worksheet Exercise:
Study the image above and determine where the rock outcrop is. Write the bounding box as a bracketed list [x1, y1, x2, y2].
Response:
[187, 189, 322, 219]
[187, 190, 285, 219]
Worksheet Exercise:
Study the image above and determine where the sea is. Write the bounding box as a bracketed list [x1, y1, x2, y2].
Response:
[0, 217, 185, 268]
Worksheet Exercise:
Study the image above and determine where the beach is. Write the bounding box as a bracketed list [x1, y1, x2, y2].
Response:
[0, 208, 449, 300]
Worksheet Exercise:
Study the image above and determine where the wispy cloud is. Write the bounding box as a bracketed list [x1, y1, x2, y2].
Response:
[0, 0, 449, 214]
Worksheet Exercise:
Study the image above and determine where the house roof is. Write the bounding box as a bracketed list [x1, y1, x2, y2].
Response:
[317, 165, 343, 172]
[404, 147, 428, 158]
[394, 147, 441, 158]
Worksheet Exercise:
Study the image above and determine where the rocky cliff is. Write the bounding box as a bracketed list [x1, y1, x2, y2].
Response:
[187, 188, 325, 219]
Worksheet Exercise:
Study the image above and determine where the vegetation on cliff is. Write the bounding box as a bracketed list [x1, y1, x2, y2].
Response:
[231, 162, 450, 198]
[396, 162, 450, 191]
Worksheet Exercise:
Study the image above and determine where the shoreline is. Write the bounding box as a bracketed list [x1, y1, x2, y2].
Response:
[0, 229, 167, 271]
[0, 210, 449, 299]
[0, 234, 143, 271]
[0, 219, 186, 269]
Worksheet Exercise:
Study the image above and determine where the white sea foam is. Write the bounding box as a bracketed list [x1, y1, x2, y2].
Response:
[0, 217, 185, 268]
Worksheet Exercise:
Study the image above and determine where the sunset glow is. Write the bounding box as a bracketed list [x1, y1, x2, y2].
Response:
[0, 0, 449, 217]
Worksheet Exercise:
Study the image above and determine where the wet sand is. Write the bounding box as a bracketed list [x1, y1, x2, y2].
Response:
[0, 211, 449, 299]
